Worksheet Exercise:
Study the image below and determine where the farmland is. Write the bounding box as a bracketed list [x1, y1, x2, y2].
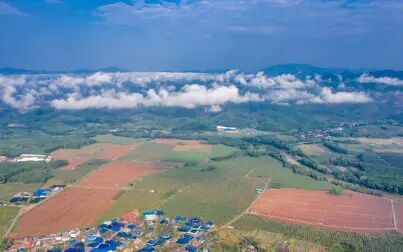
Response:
[16, 158, 169, 237]
[248, 188, 399, 233]
[51, 159, 108, 184]
[9, 133, 403, 251]
[93, 134, 142, 145]
[0, 206, 19, 238]
[51, 142, 139, 170]
[120, 142, 174, 161]
[16, 187, 120, 237]
[98, 140, 332, 225]
[210, 144, 237, 159]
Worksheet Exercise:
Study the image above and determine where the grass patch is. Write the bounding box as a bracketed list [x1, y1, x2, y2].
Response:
[0, 206, 19, 238]
[51, 159, 108, 184]
[93, 134, 142, 145]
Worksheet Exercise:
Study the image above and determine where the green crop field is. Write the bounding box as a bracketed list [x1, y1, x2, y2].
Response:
[100, 153, 331, 224]
[120, 142, 174, 161]
[230, 156, 331, 190]
[0, 206, 19, 238]
[160, 175, 266, 223]
[52, 159, 108, 184]
[93, 134, 142, 145]
[210, 144, 237, 159]
[163, 150, 209, 163]
[0, 183, 41, 202]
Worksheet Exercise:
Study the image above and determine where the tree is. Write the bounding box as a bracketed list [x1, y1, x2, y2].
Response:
[330, 186, 343, 196]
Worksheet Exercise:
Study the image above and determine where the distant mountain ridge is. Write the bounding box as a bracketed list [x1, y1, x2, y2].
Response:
[1, 64, 402, 79]
[0, 66, 129, 75]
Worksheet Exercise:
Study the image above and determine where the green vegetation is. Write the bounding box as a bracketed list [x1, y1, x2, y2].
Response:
[93, 134, 142, 145]
[100, 151, 331, 224]
[323, 141, 349, 154]
[377, 152, 403, 169]
[0, 238, 12, 251]
[247, 156, 331, 190]
[330, 186, 343, 196]
[163, 150, 209, 163]
[0, 206, 19, 238]
[207, 228, 326, 252]
[0, 161, 67, 184]
[233, 215, 403, 252]
[121, 142, 173, 161]
[51, 159, 108, 184]
[0, 134, 94, 158]
[210, 144, 237, 159]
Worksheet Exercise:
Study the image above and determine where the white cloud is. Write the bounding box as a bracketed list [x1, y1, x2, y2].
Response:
[0, 71, 379, 111]
[1, 86, 36, 111]
[358, 73, 403, 86]
[51, 84, 262, 110]
[316, 87, 372, 104]
[0, 2, 27, 16]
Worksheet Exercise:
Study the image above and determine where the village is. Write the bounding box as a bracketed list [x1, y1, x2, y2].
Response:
[8, 209, 215, 252]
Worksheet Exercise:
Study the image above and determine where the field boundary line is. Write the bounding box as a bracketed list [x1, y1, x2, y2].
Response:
[160, 185, 191, 204]
[225, 178, 270, 227]
[204, 145, 212, 162]
[391, 199, 398, 229]
[2, 206, 23, 242]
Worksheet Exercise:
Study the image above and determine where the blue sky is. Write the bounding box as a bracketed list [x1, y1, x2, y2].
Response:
[0, 0, 402, 71]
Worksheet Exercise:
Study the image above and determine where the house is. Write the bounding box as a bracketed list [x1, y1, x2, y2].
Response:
[143, 210, 164, 222]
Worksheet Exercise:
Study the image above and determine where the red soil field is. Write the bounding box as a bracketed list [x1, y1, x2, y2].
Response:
[249, 188, 399, 233]
[95, 144, 137, 160]
[151, 138, 210, 151]
[51, 143, 139, 170]
[16, 187, 119, 238]
[17, 159, 163, 237]
[78, 160, 163, 188]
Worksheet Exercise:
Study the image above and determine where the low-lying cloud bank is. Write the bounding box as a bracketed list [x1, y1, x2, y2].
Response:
[0, 70, 379, 112]
[358, 73, 403, 86]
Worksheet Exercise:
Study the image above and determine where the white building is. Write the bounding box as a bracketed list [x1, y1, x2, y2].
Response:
[14, 154, 52, 162]
[217, 125, 238, 133]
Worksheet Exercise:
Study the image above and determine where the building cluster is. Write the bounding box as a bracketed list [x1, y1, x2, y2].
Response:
[8, 209, 215, 252]
[8, 185, 65, 206]
[295, 127, 344, 143]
